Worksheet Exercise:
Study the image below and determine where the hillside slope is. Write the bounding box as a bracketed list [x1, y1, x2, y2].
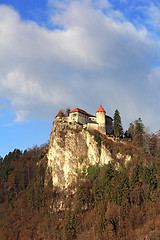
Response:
[0, 122, 160, 239]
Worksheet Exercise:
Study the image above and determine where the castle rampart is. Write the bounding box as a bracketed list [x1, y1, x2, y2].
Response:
[56, 105, 113, 135]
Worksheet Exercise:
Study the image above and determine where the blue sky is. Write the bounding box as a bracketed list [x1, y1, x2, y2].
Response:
[1, 0, 160, 157]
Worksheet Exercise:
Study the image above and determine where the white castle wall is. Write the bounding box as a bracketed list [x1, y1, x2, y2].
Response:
[96, 111, 106, 134]
[60, 107, 112, 135]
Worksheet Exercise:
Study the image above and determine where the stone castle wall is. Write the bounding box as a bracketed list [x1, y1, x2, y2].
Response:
[57, 107, 112, 135]
[87, 122, 99, 131]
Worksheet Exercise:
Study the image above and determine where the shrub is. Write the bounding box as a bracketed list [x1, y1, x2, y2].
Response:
[47, 179, 53, 189]
[94, 132, 101, 148]
[87, 164, 100, 183]
[79, 157, 83, 165]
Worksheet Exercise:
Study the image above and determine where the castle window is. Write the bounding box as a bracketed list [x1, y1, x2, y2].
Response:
[72, 114, 77, 117]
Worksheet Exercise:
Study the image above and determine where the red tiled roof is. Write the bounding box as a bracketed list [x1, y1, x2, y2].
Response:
[96, 105, 106, 113]
[56, 110, 64, 118]
[70, 108, 95, 117]
[57, 106, 108, 118]
[88, 113, 96, 117]
[70, 108, 88, 115]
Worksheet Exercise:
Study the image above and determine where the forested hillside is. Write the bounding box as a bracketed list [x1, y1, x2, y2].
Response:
[0, 128, 160, 240]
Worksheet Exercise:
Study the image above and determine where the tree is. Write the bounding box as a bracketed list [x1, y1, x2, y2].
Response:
[134, 118, 144, 135]
[128, 122, 135, 139]
[64, 203, 77, 240]
[96, 200, 106, 239]
[76, 178, 92, 209]
[113, 109, 123, 138]
[149, 133, 159, 156]
[133, 118, 145, 147]
[124, 130, 131, 139]
[87, 164, 99, 183]
[128, 118, 145, 147]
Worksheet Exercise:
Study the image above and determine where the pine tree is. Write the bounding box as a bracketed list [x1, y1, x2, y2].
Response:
[113, 109, 123, 138]
[128, 122, 135, 138]
[135, 118, 144, 136]
[64, 203, 77, 240]
[134, 118, 145, 147]
[128, 118, 145, 147]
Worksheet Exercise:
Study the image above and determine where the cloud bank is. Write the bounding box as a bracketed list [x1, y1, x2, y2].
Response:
[0, 1, 160, 131]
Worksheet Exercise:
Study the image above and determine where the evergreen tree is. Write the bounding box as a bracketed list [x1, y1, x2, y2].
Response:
[134, 118, 145, 147]
[128, 118, 145, 147]
[128, 122, 135, 139]
[149, 133, 158, 156]
[135, 118, 144, 135]
[64, 203, 77, 240]
[113, 109, 123, 138]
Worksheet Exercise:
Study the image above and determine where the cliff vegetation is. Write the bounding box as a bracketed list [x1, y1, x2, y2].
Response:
[0, 119, 160, 240]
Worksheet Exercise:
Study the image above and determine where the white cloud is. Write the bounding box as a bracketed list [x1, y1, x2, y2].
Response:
[0, 2, 160, 131]
[146, 3, 160, 31]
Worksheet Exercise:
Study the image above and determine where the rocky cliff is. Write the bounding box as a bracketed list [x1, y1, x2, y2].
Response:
[46, 119, 130, 189]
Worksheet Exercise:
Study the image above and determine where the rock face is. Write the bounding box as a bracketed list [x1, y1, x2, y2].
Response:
[47, 119, 112, 189]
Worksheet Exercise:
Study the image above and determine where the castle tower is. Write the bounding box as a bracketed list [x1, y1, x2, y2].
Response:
[96, 105, 106, 134]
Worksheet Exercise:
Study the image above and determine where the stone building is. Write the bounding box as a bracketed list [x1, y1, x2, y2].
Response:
[56, 105, 113, 135]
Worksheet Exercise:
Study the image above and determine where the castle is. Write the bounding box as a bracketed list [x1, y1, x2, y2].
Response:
[56, 105, 113, 135]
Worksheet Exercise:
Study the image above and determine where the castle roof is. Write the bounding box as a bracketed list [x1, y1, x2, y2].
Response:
[56, 110, 65, 118]
[88, 113, 96, 117]
[70, 108, 95, 117]
[96, 105, 106, 113]
[70, 108, 88, 115]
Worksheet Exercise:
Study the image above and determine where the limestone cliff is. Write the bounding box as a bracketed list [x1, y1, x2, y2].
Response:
[46, 119, 113, 189]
